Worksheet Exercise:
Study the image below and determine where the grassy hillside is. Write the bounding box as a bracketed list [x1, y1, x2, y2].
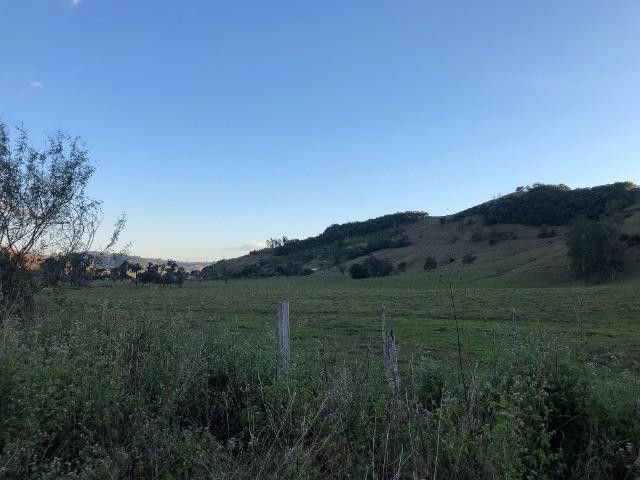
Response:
[202, 182, 640, 285]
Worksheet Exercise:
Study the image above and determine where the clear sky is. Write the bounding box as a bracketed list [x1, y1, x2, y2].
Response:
[1, 1, 639, 261]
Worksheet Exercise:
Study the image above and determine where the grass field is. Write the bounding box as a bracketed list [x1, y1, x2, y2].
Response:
[3, 272, 640, 478]
[49, 272, 640, 370]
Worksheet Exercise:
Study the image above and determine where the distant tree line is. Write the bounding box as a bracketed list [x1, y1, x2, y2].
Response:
[262, 212, 426, 257]
[40, 256, 191, 287]
[455, 182, 636, 226]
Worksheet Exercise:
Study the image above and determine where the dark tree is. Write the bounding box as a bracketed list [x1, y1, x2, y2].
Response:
[1, 123, 125, 318]
[567, 217, 625, 282]
[130, 263, 143, 281]
[349, 263, 370, 279]
[423, 257, 437, 270]
[462, 253, 477, 265]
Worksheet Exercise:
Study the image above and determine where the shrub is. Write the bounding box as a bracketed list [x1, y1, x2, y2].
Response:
[397, 261, 407, 273]
[363, 256, 393, 277]
[349, 263, 370, 279]
[350, 257, 393, 279]
[620, 233, 640, 247]
[538, 225, 557, 239]
[462, 253, 477, 264]
[0, 253, 38, 322]
[423, 256, 438, 270]
[471, 231, 483, 242]
[488, 230, 514, 245]
[0, 313, 637, 478]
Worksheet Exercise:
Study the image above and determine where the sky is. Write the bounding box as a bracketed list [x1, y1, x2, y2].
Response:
[1, 0, 639, 261]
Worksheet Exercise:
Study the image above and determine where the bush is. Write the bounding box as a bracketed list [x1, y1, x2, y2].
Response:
[471, 231, 483, 242]
[349, 257, 393, 279]
[488, 230, 514, 245]
[423, 256, 438, 270]
[349, 263, 370, 279]
[620, 233, 640, 247]
[462, 253, 477, 264]
[0, 253, 38, 322]
[0, 313, 637, 478]
[538, 225, 557, 239]
[363, 256, 393, 277]
[397, 261, 407, 273]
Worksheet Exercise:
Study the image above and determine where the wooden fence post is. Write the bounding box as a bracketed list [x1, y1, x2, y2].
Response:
[381, 305, 387, 357]
[277, 301, 290, 377]
[511, 306, 518, 341]
[384, 329, 400, 392]
[381, 306, 399, 392]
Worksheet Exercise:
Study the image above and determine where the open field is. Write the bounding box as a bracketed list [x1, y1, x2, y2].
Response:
[49, 273, 640, 370]
[3, 273, 640, 478]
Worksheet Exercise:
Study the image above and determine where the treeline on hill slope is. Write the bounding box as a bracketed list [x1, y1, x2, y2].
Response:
[454, 182, 637, 226]
[200, 212, 426, 279]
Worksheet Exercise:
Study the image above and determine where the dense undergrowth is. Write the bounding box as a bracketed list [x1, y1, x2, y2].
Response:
[1, 310, 639, 479]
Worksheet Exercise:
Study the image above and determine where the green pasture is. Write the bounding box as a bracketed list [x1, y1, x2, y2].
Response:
[47, 272, 640, 370]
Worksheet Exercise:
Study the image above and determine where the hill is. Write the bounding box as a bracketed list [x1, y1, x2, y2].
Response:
[93, 253, 210, 273]
[199, 182, 640, 284]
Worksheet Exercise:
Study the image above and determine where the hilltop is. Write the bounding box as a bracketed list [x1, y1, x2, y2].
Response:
[199, 182, 640, 285]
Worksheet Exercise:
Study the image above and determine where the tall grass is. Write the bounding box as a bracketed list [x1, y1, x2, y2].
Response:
[1, 309, 639, 479]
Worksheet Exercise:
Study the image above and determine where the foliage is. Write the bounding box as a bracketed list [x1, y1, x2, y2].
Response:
[349, 262, 370, 279]
[538, 225, 557, 238]
[0, 252, 37, 322]
[471, 231, 483, 242]
[40, 253, 96, 286]
[1, 311, 638, 478]
[0, 123, 100, 262]
[455, 182, 636, 226]
[423, 256, 437, 270]
[0, 123, 126, 318]
[488, 230, 515, 245]
[349, 256, 394, 279]
[619, 232, 640, 247]
[462, 253, 477, 264]
[266, 212, 425, 259]
[567, 217, 625, 282]
[136, 261, 186, 286]
[397, 261, 407, 273]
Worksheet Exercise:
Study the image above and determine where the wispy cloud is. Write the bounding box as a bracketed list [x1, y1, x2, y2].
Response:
[71, 0, 82, 6]
[225, 241, 266, 251]
[29, 80, 43, 89]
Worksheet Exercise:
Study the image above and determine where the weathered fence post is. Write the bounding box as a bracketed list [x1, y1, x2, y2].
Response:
[277, 300, 290, 377]
[101, 299, 109, 324]
[381, 305, 387, 357]
[511, 306, 518, 341]
[381, 305, 399, 392]
[384, 329, 400, 392]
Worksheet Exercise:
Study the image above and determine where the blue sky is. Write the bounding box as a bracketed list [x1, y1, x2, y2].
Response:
[1, 0, 639, 261]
